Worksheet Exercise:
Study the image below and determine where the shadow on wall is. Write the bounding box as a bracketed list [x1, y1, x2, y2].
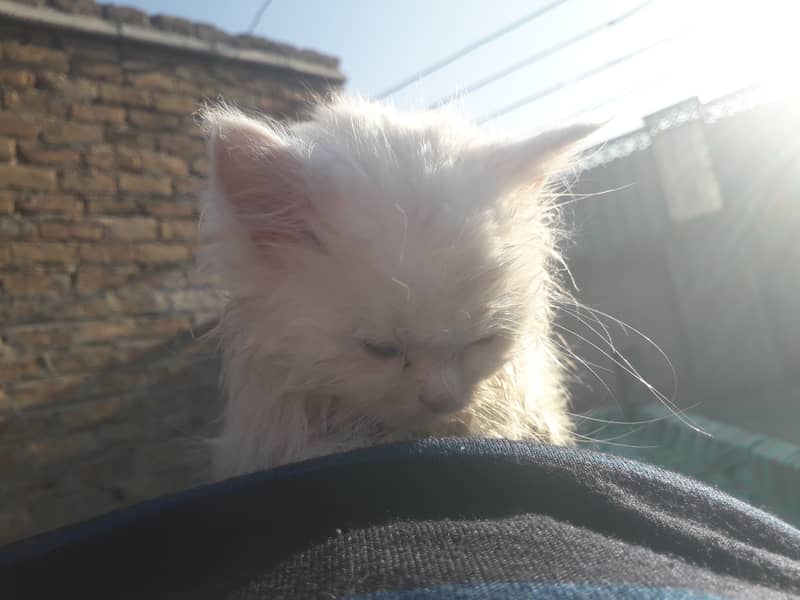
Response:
[1, 262, 223, 545]
[0, 0, 343, 545]
[560, 95, 800, 444]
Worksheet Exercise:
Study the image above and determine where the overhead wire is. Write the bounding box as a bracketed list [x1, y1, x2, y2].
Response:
[375, 0, 568, 100]
[428, 0, 655, 109]
[477, 29, 692, 124]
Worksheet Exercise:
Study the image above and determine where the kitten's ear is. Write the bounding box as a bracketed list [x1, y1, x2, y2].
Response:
[483, 123, 601, 190]
[205, 110, 317, 249]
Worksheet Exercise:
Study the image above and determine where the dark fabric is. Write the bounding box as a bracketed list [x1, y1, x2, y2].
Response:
[1, 439, 799, 599]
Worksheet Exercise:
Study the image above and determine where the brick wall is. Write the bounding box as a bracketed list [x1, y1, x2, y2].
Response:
[0, 0, 343, 545]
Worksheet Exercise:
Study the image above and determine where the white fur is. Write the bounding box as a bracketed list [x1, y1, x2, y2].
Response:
[199, 96, 595, 478]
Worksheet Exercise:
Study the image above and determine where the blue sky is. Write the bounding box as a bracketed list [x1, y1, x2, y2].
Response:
[111, 0, 797, 143]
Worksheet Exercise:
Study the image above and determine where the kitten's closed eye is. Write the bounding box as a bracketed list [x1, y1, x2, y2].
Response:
[471, 334, 497, 346]
[362, 340, 402, 359]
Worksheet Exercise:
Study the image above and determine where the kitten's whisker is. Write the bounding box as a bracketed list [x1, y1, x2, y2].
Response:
[393, 202, 408, 267]
[391, 277, 412, 303]
[553, 322, 708, 438]
[569, 303, 680, 404]
[549, 338, 620, 405]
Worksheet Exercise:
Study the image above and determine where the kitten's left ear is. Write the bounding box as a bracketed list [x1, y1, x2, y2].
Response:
[481, 123, 601, 190]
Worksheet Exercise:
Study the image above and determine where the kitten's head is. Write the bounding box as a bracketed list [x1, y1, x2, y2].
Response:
[202, 97, 594, 428]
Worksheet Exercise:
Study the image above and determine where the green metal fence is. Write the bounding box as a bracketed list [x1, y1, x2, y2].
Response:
[576, 403, 800, 528]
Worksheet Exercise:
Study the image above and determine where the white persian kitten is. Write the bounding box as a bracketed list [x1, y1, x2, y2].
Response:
[200, 96, 596, 477]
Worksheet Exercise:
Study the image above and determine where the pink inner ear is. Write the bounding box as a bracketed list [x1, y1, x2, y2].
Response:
[211, 123, 317, 248]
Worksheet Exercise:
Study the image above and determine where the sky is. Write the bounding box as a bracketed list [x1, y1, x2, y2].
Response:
[111, 0, 798, 144]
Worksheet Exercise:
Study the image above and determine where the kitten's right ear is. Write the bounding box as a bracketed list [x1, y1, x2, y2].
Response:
[479, 122, 602, 192]
[204, 109, 317, 249]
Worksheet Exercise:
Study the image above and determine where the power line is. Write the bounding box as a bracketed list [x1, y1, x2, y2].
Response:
[375, 0, 569, 100]
[477, 30, 691, 125]
[248, 0, 273, 34]
[561, 78, 664, 124]
[428, 0, 654, 109]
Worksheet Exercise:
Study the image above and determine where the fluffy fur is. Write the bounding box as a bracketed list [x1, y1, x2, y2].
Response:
[200, 96, 596, 478]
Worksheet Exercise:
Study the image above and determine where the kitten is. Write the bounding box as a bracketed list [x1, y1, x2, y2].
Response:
[200, 96, 596, 478]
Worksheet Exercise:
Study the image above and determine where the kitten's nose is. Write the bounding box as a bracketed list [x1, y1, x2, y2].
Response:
[420, 393, 468, 415]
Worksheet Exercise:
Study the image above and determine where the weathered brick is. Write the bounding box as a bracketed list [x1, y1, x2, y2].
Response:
[159, 220, 196, 240]
[0, 192, 14, 215]
[128, 109, 181, 130]
[73, 62, 124, 83]
[102, 4, 150, 26]
[59, 33, 116, 61]
[0, 270, 70, 295]
[0, 355, 45, 384]
[78, 243, 137, 264]
[42, 120, 103, 144]
[118, 172, 172, 196]
[62, 170, 116, 194]
[17, 143, 81, 166]
[0, 68, 35, 88]
[105, 126, 157, 150]
[11, 242, 77, 266]
[156, 134, 205, 157]
[38, 294, 113, 320]
[111, 288, 172, 314]
[0, 410, 59, 446]
[117, 146, 189, 176]
[150, 14, 194, 36]
[137, 243, 191, 264]
[143, 268, 187, 288]
[74, 265, 139, 294]
[191, 157, 209, 176]
[47, 340, 162, 374]
[0, 218, 37, 241]
[39, 220, 104, 241]
[125, 72, 177, 91]
[18, 193, 83, 217]
[96, 423, 144, 445]
[23, 433, 98, 467]
[1, 42, 69, 70]
[98, 83, 151, 107]
[46, 345, 114, 374]
[3, 89, 67, 118]
[37, 72, 97, 100]
[169, 289, 221, 311]
[0, 164, 57, 191]
[134, 315, 192, 337]
[11, 375, 85, 409]
[7, 319, 159, 350]
[101, 217, 158, 241]
[50, 0, 101, 15]
[71, 103, 126, 124]
[60, 397, 125, 429]
[174, 176, 205, 195]
[0, 111, 41, 139]
[152, 93, 198, 115]
[193, 22, 230, 44]
[0, 137, 14, 161]
[85, 145, 115, 170]
[143, 199, 196, 218]
[85, 195, 138, 216]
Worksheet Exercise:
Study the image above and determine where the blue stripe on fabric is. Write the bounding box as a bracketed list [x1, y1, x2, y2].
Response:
[348, 582, 729, 599]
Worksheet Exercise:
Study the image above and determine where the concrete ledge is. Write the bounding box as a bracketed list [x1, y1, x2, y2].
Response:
[0, 1, 345, 82]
